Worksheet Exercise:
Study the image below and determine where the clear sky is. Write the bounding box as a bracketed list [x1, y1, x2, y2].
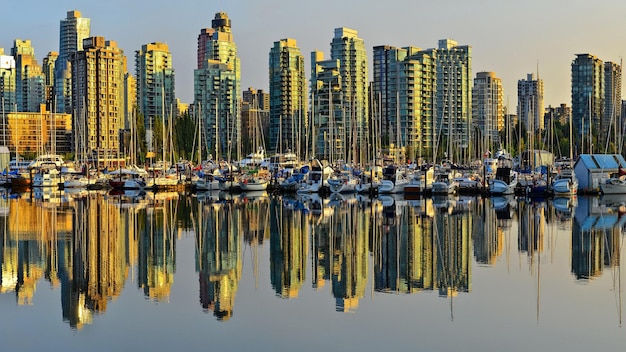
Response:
[2, 0, 625, 109]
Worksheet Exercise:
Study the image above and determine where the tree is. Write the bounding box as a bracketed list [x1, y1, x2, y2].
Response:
[173, 111, 195, 160]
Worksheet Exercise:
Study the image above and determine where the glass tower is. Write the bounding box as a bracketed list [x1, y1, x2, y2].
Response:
[269, 38, 307, 156]
[571, 54, 603, 154]
[56, 10, 91, 114]
[135, 42, 176, 153]
[194, 12, 241, 161]
[311, 28, 368, 164]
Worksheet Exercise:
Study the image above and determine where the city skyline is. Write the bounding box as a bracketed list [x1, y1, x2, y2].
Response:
[2, 0, 625, 108]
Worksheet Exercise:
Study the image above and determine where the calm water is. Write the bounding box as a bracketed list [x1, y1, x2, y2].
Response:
[1, 189, 625, 351]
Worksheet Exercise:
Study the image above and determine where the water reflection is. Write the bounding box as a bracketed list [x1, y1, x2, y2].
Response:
[0, 189, 625, 329]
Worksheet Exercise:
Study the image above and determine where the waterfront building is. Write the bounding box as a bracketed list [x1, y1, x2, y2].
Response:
[571, 54, 603, 154]
[421, 39, 472, 162]
[0, 51, 16, 115]
[194, 12, 241, 160]
[372, 45, 436, 162]
[12, 39, 45, 113]
[310, 51, 341, 161]
[603, 61, 622, 149]
[71, 36, 126, 166]
[241, 87, 269, 155]
[472, 71, 504, 151]
[311, 28, 368, 163]
[135, 42, 176, 153]
[1, 104, 72, 155]
[517, 73, 545, 136]
[55, 10, 91, 114]
[269, 38, 307, 156]
[42, 52, 58, 111]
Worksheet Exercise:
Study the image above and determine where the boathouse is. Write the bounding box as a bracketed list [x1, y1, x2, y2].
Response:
[573, 154, 626, 193]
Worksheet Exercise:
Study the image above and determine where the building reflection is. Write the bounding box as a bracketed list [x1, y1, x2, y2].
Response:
[270, 197, 308, 298]
[374, 197, 434, 293]
[195, 199, 242, 321]
[329, 197, 368, 312]
[0, 195, 72, 305]
[473, 197, 508, 265]
[138, 197, 177, 302]
[572, 197, 625, 280]
[2, 190, 625, 325]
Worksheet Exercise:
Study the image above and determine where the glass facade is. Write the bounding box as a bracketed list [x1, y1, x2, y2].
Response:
[194, 12, 241, 161]
[269, 38, 307, 156]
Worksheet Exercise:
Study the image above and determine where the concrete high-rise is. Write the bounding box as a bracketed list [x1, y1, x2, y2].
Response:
[71, 36, 126, 166]
[423, 39, 472, 162]
[571, 54, 603, 154]
[43, 52, 58, 111]
[372, 45, 436, 161]
[603, 61, 622, 149]
[517, 73, 544, 135]
[135, 42, 176, 152]
[310, 28, 368, 163]
[55, 10, 90, 114]
[472, 72, 504, 150]
[12, 40, 45, 113]
[241, 87, 269, 156]
[194, 12, 241, 160]
[269, 38, 307, 156]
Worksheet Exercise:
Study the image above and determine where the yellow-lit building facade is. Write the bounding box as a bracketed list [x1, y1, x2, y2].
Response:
[2, 104, 72, 155]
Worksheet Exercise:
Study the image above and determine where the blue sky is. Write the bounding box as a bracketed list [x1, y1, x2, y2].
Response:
[2, 0, 625, 108]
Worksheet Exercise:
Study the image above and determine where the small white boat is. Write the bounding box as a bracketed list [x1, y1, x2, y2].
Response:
[328, 172, 359, 193]
[551, 168, 578, 195]
[600, 176, 626, 195]
[488, 156, 518, 195]
[431, 172, 459, 195]
[239, 176, 268, 191]
[32, 168, 62, 188]
[378, 165, 409, 194]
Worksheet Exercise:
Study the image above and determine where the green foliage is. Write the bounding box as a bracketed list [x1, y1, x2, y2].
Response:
[173, 111, 196, 160]
[136, 111, 146, 163]
[153, 116, 163, 160]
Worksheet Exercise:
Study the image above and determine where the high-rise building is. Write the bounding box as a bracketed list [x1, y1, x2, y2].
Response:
[56, 10, 91, 114]
[12, 39, 45, 113]
[194, 12, 241, 160]
[135, 42, 176, 152]
[571, 54, 604, 154]
[603, 61, 622, 147]
[372, 45, 436, 161]
[517, 73, 545, 133]
[310, 51, 341, 161]
[472, 71, 504, 150]
[0, 51, 16, 115]
[71, 36, 126, 166]
[423, 39, 472, 161]
[43, 52, 58, 111]
[124, 73, 136, 129]
[269, 38, 307, 156]
[310, 28, 368, 163]
[241, 87, 269, 156]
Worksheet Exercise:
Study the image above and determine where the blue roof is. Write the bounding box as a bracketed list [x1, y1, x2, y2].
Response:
[576, 154, 626, 170]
